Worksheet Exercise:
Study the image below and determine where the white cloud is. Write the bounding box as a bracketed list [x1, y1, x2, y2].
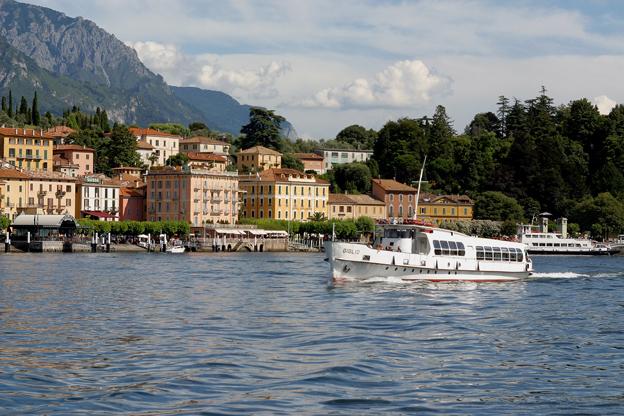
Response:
[126, 41, 290, 99]
[299, 60, 451, 110]
[593, 95, 617, 115]
[198, 61, 291, 99]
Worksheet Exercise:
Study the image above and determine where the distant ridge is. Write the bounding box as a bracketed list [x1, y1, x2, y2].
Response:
[0, 0, 297, 137]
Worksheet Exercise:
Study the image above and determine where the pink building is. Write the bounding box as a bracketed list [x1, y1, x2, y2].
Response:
[53, 145, 95, 177]
[371, 178, 418, 220]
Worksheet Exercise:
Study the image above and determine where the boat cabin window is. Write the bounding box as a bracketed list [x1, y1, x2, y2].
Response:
[476, 246, 524, 262]
[383, 228, 413, 239]
[413, 237, 430, 255]
[433, 240, 465, 256]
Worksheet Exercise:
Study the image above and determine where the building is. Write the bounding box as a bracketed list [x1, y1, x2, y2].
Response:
[372, 179, 419, 220]
[417, 193, 474, 223]
[179, 136, 230, 156]
[52, 153, 79, 177]
[239, 168, 329, 221]
[186, 152, 228, 171]
[112, 167, 146, 222]
[0, 127, 55, 171]
[293, 153, 324, 174]
[129, 127, 181, 166]
[53, 144, 95, 177]
[0, 162, 76, 219]
[316, 149, 373, 172]
[136, 140, 156, 167]
[237, 146, 282, 173]
[76, 174, 121, 221]
[47, 126, 76, 145]
[146, 166, 240, 226]
[328, 193, 386, 221]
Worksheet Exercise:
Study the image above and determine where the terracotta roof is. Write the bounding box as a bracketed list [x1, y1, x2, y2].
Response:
[181, 136, 229, 146]
[372, 179, 417, 192]
[186, 152, 227, 162]
[136, 140, 155, 150]
[328, 193, 354, 204]
[346, 194, 385, 205]
[53, 154, 78, 168]
[54, 144, 95, 152]
[129, 127, 181, 138]
[47, 126, 76, 137]
[0, 166, 30, 179]
[28, 170, 76, 181]
[329, 193, 385, 205]
[240, 168, 328, 185]
[238, 145, 282, 156]
[293, 152, 324, 161]
[0, 127, 54, 139]
[120, 187, 145, 198]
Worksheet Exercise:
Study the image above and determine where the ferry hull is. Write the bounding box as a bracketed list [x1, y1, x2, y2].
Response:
[326, 242, 531, 283]
[527, 248, 619, 256]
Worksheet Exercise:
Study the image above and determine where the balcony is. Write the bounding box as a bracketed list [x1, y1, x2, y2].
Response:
[38, 190, 47, 197]
[210, 209, 223, 215]
[211, 197, 222, 203]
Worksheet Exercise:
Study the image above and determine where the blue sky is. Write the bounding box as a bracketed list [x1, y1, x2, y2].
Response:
[29, 0, 624, 138]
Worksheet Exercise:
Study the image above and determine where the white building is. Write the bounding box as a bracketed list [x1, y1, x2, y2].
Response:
[76, 175, 121, 221]
[179, 136, 231, 156]
[315, 149, 373, 172]
[130, 127, 181, 166]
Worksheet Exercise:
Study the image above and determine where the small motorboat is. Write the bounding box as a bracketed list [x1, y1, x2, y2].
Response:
[166, 244, 186, 254]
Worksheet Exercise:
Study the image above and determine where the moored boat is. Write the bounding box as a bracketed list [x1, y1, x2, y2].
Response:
[519, 215, 619, 255]
[325, 223, 532, 283]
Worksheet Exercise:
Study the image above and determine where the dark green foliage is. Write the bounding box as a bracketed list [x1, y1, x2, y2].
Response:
[166, 153, 189, 166]
[333, 162, 372, 194]
[107, 125, 142, 172]
[0, 215, 10, 230]
[31, 91, 40, 125]
[474, 191, 524, 222]
[189, 122, 209, 132]
[570, 192, 624, 240]
[79, 219, 190, 237]
[281, 153, 304, 171]
[240, 108, 285, 150]
[335, 124, 377, 149]
[7, 90, 12, 117]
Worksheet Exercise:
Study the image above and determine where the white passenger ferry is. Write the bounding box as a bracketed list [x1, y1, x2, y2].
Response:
[325, 223, 533, 283]
[519, 217, 619, 255]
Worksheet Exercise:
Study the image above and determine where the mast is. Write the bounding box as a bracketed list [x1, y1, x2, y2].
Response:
[413, 155, 427, 220]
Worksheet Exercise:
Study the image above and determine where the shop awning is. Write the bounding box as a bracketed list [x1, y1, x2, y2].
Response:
[82, 210, 116, 219]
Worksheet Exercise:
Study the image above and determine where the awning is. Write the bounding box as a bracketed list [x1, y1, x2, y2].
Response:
[12, 214, 76, 227]
[246, 229, 267, 235]
[267, 230, 288, 236]
[215, 229, 242, 234]
[82, 210, 116, 219]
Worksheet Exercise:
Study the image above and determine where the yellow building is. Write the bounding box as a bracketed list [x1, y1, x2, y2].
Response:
[237, 146, 282, 172]
[417, 193, 474, 223]
[239, 168, 329, 221]
[328, 193, 386, 221]
[0, 162, 77, 220]
[0, 127, 55, 171]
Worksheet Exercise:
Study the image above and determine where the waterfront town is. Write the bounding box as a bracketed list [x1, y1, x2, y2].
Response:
[0, 126, 474, 238]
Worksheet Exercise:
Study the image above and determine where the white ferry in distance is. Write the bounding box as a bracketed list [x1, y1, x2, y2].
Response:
[519, 215, 619, 255]
[325, 221, 533, 283]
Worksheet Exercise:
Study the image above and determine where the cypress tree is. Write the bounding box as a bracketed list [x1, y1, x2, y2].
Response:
[1, 96, 5, 112]
[7, 90, 13, 118]
[31, 91, 40, 125]
[19, 96, 28, 115]
[101, 110, 110, 132]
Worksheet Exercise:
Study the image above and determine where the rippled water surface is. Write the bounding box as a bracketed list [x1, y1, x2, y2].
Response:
[1, 252, 624, 415]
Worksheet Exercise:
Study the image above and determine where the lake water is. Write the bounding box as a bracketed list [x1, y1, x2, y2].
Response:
[1, 252, 623, 415]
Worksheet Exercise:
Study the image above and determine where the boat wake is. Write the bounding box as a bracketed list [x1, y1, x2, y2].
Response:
[530, 272, 590, 279]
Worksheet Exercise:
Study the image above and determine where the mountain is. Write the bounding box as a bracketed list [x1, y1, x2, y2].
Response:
[0, 0, 297, 137]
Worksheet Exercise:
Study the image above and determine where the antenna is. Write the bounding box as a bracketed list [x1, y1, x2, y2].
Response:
[414, 155, 427, 221]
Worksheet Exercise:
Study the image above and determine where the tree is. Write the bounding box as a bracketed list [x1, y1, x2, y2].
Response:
[240, 108, 285, 150]
[281, 153, 304, 171]
[335, 124, 377, 149]
[374, 118, 427, 183]
[31, 91, 40, 125]
[355, 216, 375, 234]
[166, 153, 189, 166]
[333, 162, 372, 194]
[19, 96, 28, 116]
[189, 122, 209, 132]
[1, 96, 5, 113]
[7, 90, 12, 118]
[108, 125, 142, 171]
[474, 191, 524, 221]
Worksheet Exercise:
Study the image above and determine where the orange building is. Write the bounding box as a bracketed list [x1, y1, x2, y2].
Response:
[239, 168, 329, 221]
[0, 127, 55, 171]
[146, 166, 240, 226]
[293, 153, 324, 174]
[371, 179, 419, 219]
[53, 144, 95, 177]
